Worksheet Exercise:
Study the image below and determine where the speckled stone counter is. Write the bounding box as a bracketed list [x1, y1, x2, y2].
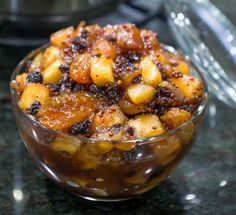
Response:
[0, 94, 235, 215]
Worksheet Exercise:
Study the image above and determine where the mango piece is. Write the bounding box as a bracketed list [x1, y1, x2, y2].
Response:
[29, 52, 43, 72]
[42, 59, 62, 84]
[92, 105, 127, 131]
[127, 84, 155, 105]
[50, 26, 75, 48]
[42, 46, 61, 69]
[19, 83, 49, 110]
[160, 108, 191, 129]
[69, 53, 92, 84]
[119, 96, 146, 115]
[175, 61, 189, 74]
[51, 136, 79, 157]
[172, 74, 203, 100]
[128, 114, 165, 138]
[16, 73, 28, 92]
[121, 70, 142, 89]
[116, 23, 142, 50]
[91, 39, 116, 59]
[140, 57, 162, 87]
[90, 57, 114, 86]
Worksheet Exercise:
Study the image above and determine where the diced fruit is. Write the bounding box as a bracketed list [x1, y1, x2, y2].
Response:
[29, 52, 43, 72]
[50, 26, 75, 48]
[160, 108, 191, 129]
[19, 83, 49, 110]
[91, 39, 116, 59]
[42, 46, 61, 69]
[116, 24, 143, 50]
[156, 81, 184, 106]
[16, 73, 28, 92]
[128, 114, 165, 138]
[176, 123, 194, 145]
[69, 53, 92, 84]
[121, 70, 142, 89]
[115, 142, 135, 151]
[127, 84, 155, 104]
[90, 57, 114, 86]
[42, 59, 62, 84]
[119, 95, 146, 115]
[140, 57, 162, 87]
[153, 136, 181, 165]
[51, 135, 80, 157]
[140, 29, 159, 50]
[172, 74, 203, 100]
[92, 105, 127, 132]
[73, 143, 107, 170]
[174, 61, 189, 74]
[157, 52, 169, 64]
[38, 92, 97, 130]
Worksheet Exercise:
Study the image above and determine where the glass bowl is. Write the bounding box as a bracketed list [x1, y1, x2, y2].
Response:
[10, 45, 208, 202]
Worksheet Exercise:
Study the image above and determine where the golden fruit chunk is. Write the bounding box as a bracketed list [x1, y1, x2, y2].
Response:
[140, 57, 162, 87]
[160, 108, 191, 129]
[172, 74, 203, 100]
[38, 92, 97, 130]
[69, 53, 92, 84]
[116, 23, 143, 50]
[42, 59, 62, 84]
[115, 142, 135, 151]
[92, 105, 127, 131]
[121, 70, 142, 89]
[73, 143, 106, 170]
[119, 95, 146, 115]
[29, 52, 43, 72]
[125, 171, 147, 185]
[157, 52, 169, 64]
[91, 39, 116, 59]
[50, 26, 75, 48]
[127, 84, 156, 105]
[19, 83, 49, 110]
[51, 135, 79, 157]
[154, 136, 181, 165]
[42, 46, 61, 69]
[140, 29, 159, 50]
[128, 114, 165, 138]
[15, 73, 28, 92]
[175, 61, 189, 74]
[90, 57, 114, 86]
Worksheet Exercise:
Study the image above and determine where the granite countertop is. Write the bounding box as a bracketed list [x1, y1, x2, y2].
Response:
[0, 1, 236, 214]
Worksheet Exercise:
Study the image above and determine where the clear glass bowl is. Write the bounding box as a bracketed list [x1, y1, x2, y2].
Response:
[10, 45, 208, 202]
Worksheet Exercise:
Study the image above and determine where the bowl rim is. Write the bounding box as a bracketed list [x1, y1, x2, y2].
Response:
[10, 44, 208, 144]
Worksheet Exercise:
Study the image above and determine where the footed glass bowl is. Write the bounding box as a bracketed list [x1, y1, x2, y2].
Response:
[10, 45, 208, 201]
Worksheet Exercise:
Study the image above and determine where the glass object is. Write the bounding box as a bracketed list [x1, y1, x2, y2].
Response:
[10, 46, 208, 202]
[165, 0, 236, 109]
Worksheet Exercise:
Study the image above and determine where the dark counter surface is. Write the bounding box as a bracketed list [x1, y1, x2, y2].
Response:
[0, 93, 236, 215]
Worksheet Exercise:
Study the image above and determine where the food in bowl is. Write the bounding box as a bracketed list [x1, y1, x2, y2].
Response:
[10, 22, 207, 201]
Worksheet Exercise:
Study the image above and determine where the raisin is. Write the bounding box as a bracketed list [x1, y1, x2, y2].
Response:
[72, 84, 85, 92]
[109, 123, 122, 134]
[70, 120, 91, 135]
[127, 126, 134, 136]
[104, 83, 121, 103]
[132, 74, 142, 83]
[48, 83, 60, 92]
[71, 36, 88, 54]
[113, 56, 135, 78]
[88, 84, 104, 98]
[26, 71, 43, 84]
[59, 64, 70, 73]
[27, 101, 41, 114]
[155, 86, 173, 106]
[127, 52, 141, 63]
